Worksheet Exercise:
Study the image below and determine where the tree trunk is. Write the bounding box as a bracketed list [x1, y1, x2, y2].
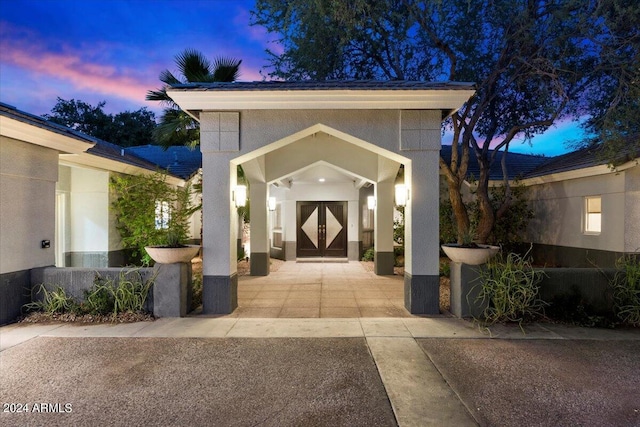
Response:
[447, 176, 470, 244]
[475, 157, 495, 244]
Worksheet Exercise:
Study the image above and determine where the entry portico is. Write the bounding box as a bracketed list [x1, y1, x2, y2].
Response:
[168, 80, 474, 315]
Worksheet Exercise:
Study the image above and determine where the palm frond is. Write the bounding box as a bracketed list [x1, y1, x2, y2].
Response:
[146, 87, 175, 105]
[159, 69, 181, 85]
[212, 57, 242, 82]
[154, 108, 200, 149]
[175, 48, 213, 82]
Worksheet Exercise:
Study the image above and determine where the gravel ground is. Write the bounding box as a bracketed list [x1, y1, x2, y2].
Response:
[0, 337, 396, 427]
[417, 339, 640, 427]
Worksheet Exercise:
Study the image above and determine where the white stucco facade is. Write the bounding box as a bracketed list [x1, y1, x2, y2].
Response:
[524, 162, 640, 255]
[168, 82, 475, 314]
[0, 136, 59, 273]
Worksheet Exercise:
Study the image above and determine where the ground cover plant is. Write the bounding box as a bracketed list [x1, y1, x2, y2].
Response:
[473, 248, 547, 330]
[23, 268, 156, 323]
[612, 255, 640, 326]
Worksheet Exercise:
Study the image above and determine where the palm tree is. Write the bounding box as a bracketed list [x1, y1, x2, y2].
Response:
[147, 49, 241, 148]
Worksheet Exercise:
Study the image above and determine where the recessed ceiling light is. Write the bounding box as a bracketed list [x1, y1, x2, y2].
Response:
[318, 178, 325, 182]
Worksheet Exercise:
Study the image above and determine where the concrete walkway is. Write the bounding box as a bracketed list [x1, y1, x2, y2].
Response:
[2, 318, 639, 426]
[232, 261, 410, 318]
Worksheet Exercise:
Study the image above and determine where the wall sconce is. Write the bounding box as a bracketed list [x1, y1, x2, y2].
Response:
[234, 185, 247, 208]
[395, 184, 409, 207]
[268, 197, 277, 211]
[367, 196, 376, 210]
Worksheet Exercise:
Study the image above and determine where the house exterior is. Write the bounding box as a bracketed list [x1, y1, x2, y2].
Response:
[166, 80, 476, 315]
[441, 144, 640, 267]
[521, 146, 640, 267]
[0, 102, 199, 324]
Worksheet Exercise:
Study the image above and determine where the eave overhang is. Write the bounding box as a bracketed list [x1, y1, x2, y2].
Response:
[0, 115, 95, 154]
[167, 83, 475, 116]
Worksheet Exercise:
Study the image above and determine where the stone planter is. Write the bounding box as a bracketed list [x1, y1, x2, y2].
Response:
[145, 245, 200, 264]
[441, 244, 500, 265]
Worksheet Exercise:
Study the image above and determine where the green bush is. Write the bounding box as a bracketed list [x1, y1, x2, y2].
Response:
[441, 180, 533, 246]
[110, 172, 197, 265]
[191, 274, 203, 311]
[24, 269, 156, 318]
[25, 285, 80, 315]
[612, 255, 640, 326]
[439, 259, 451, 277]
[473, 249, 547, 329]
[84, 282, 115, 315]
[362, 247, 375, 261]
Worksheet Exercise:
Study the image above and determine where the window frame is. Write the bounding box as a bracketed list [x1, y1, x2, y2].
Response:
[583, 195, 602, 235]
[155, 200, 171, 230]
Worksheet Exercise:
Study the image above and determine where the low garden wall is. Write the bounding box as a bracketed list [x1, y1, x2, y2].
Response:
[451, 264, 620, 318]
[539, 268, 617, 314]
[30, 267, 156, 313]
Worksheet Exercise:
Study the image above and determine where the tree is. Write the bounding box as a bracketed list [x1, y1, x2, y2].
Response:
[110, 172, 197, 265]
[146, 49, 242, 148]
[252, 0, 614, 243]
[579, 0, 640, 165]
[43, 98, 157, 147]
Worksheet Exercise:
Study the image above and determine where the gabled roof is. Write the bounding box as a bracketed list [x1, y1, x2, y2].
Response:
[0, 102, 187, 179]
[440, 142, 639, 183]
[125, 145, 201, 180]
[0, 102, 96, 145]
[86, 140, 167, 173]
[524, 143, 640, 178]
[440, 145, 548, 180]
[0, 102, 96, 153]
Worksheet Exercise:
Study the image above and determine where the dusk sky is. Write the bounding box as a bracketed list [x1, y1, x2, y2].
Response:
[0, 0, 583, 156]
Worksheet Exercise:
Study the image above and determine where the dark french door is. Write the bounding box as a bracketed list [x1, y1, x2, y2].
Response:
[296, 201, 347, 258]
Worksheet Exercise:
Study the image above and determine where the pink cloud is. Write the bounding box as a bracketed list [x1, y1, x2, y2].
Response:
[0, 38, 156, 106]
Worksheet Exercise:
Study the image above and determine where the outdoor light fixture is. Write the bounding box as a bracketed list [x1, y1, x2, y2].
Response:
[367, 196, 376, 210]
[395, 184, 409, 207]
[268, 197, 277, 211]
[234, 185, 247, 208]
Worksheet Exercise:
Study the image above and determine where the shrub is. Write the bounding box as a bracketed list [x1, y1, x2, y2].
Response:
[191, 274, 203, 311]
[25, 285, 80, 315]
[612, 255, 640, 326]
[362, 247, 375, 261]
[91, 269, 156, 315]
[110, 172, 197, 265]
[473, 249, 547, 329]
[24, 268, 156, 318]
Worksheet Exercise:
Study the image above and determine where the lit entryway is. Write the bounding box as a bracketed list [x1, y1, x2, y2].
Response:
[233, 261, 409, 318]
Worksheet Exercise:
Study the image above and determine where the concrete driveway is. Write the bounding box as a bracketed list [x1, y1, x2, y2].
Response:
[1, 318, 639, 427]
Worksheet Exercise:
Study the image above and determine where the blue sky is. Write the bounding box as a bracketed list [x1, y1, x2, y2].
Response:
[0, 0, 580, 156]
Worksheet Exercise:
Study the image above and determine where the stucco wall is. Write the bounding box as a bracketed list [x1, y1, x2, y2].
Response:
[200, 108, 442, 280]
[238, 110, 402, 155]
[0, 136, 57, 273]
[625, 166, 640, 252]
[69, 167, 110, 252]
[525, 171, 627, 252]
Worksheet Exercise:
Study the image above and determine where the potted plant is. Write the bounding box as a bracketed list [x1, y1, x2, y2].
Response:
[145, 229, 200, 264]
[441, 228, 499, 265]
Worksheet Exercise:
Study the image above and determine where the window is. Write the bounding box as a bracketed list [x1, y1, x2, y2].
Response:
[155, 200, 171, 229]
[584, 196, 601, 234]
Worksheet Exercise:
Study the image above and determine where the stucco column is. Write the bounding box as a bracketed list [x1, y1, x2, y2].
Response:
[200, 153, 238, 314]
[403, 150, 440, 314]
[374, 180, 395, 275]
[249, 181, 270, 275]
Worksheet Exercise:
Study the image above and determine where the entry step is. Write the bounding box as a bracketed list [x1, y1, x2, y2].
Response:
[296, 257, 349, 263]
